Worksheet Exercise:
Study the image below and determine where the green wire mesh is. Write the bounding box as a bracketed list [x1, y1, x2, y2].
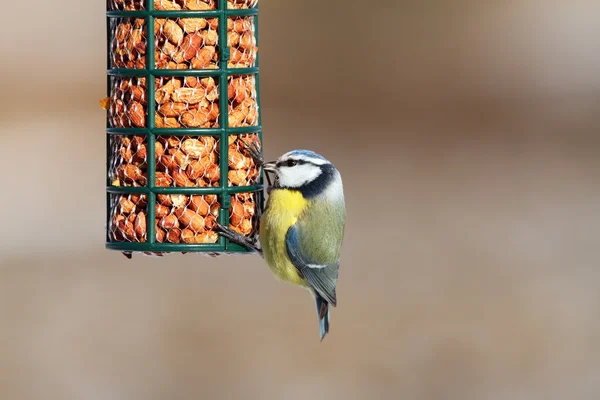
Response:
[105, 0, 263, 257]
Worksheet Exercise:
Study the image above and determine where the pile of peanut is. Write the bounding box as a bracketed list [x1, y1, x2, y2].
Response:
[110, 8, 257, 70]
[108, 133, 260, 245]
[108, 133, 261, 187]
[109, 190, 257, 246]
[110, 0, 258, 11]
[108, 75, 257, 129]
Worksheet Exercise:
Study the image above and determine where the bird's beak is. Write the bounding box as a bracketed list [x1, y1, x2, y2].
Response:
[263, 161, 277, 173]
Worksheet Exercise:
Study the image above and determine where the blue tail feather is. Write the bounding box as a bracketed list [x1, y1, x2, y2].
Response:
[315, 295, 330, 341]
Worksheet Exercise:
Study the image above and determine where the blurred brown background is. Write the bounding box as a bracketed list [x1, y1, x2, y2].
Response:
[1, 0, 600, 399]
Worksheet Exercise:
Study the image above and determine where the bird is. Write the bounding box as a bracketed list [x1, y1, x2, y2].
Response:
[217, 148, 346, 341]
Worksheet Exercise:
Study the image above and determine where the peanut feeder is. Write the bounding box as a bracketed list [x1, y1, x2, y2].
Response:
[105, 0, 263, 257]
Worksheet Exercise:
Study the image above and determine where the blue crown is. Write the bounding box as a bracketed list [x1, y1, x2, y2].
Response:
[286, 149, 329, 162]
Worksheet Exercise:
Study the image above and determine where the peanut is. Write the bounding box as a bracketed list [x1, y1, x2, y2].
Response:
[190, 46, 216, 69]
[130, 193, 147, 207]
[228, 150, 249, 170]
[229, 0, 258, 8]
[176, 208, 205, 232]
[162, 20, 184, 45]
[181, 229, 196, 243]
[154, 0, 181, 10]
[179, 32, 204, 61]
[171, 149, 192, 170]
[181, 229, 218, 244]
[134, 212, 147, 239]
[119, 197, 136, 214]
[201, 30, 218, 46]
[167, 228, 182, 243]
[198, 232, 219, 243]
[230, 197, 244, 226]
[238, 219, 253, 235]
[120, 147, 132, 162]
[228, 169, 247, 186]
[155, 114, 181, 128]
[181, 0, 215, 10]
[178, 18, 208, 33]
[156, 204, 171, 219]
[155, 141, 165, 159]
[171, 194, 189, 208]
[159, 214, 180, 230]
[172, 87, 207, 104]
[205, 163, 220, 183]
[187, 158, 209, 180]
[238, 31, 255, 51]
[156, 194, 188, 208]
[155, 78, 182, 104]
[156, 172, 173, 187]
[189, 195, 210, 216]
[173, 169, 196, 187]
[158, 102, 188, 117]
[156, 224, 166, 242]
[126, 101, 145, 127]
[181, 138, 210, 158]
[181, 109, 211, 128]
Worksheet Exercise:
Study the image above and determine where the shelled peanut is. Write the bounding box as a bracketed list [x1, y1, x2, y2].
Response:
[108, 75, 258, 129]
[110, 5, 257, 69]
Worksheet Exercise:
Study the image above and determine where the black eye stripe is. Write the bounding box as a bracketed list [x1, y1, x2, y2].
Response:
[277, 159, 308, 167]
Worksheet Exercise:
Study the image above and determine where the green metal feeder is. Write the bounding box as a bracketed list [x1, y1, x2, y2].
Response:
[105, 0, 264, 257]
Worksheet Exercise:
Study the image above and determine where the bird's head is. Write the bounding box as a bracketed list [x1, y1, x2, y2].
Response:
[263, 150, 343, 200]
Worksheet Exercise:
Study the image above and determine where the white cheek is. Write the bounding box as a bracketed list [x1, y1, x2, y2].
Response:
[277, 165, 322, 188]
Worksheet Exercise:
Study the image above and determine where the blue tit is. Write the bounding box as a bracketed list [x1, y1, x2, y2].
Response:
[259, 150, 346, 341]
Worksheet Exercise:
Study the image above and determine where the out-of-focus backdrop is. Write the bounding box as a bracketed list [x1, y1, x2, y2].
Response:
[1, 1, 600, 399]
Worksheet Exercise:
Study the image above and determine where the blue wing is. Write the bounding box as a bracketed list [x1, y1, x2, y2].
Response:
[286, 224, 339, 306]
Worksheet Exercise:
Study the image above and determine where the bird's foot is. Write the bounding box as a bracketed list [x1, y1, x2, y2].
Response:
[215, 223, 263, 257]
[239, 137, 273, 188]
[239, 137, 264, 167]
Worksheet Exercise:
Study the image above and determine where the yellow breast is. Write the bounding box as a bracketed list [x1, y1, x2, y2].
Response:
[259, 189, 309, 287]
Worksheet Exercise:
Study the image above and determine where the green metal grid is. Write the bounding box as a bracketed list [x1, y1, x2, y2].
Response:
[105, 0, 264, 255]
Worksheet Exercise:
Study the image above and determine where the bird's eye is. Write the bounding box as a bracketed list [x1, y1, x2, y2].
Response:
[286, 159, 297, 167]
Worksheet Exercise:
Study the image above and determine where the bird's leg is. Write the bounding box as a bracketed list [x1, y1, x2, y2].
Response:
[215, 223, 264, 258]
